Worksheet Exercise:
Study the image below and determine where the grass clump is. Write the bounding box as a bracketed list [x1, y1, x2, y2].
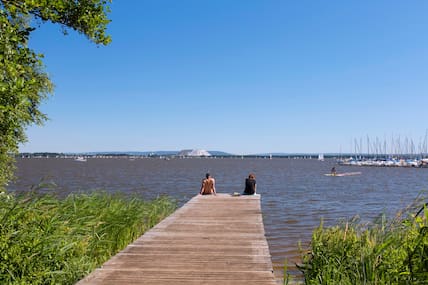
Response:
[0, 191, 176, 284]
[299, 196, 428, 284]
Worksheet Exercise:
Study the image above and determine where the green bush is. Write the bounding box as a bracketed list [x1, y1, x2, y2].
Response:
[0, 191, 176, 284]
[299, 197, 428, 284]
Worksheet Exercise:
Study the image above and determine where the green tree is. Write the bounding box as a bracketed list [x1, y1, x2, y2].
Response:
[0, 0, 111, 190]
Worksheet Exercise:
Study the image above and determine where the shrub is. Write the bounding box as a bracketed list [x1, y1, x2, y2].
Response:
[0, 191, 176, 284]
[299, 197, 428, 284]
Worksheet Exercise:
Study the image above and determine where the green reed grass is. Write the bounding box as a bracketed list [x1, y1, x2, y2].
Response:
[0, 191, 176, 284]
[298, 195, 428, 284]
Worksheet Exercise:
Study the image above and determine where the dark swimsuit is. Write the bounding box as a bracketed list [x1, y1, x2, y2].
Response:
[243, 178, 256, 195]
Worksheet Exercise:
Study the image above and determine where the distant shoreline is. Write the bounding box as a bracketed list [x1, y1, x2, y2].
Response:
[17, 152, 342, 159]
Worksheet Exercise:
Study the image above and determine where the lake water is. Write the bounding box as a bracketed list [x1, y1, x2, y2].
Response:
[8, 157, 428, 281]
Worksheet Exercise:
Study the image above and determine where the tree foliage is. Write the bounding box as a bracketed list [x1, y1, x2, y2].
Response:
[0, 0, 111, 190]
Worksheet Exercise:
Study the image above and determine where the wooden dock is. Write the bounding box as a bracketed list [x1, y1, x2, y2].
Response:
[77, 193, 278, 285]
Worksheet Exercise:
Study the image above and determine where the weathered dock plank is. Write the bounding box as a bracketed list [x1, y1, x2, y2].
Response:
[77, 193, 277, 285]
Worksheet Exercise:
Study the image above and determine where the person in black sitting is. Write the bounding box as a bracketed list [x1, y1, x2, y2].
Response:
[243, 173, 256, 195]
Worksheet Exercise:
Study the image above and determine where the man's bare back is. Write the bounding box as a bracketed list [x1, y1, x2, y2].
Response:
[200, 174, 216, 195]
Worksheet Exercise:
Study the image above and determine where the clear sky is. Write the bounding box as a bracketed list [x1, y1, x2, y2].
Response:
[20, 0, 428, 155]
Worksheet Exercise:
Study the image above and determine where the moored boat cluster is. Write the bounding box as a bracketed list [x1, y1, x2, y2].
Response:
[338, 157, 428, 168]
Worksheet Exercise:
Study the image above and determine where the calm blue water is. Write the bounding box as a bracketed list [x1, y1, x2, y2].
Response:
[8, 157, 428, 280]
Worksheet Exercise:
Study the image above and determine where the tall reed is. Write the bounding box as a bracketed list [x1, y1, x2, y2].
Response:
[0, 190, 176, 284]
[299, 195, 428, 284]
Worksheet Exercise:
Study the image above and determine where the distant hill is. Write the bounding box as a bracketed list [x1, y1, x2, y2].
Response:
[208, 150, 234, 156]
[93, 150, 235, 157]
[178, 149, 211, 156]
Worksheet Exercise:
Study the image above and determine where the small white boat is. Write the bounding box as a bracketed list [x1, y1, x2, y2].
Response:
[74, 156, 87, 162]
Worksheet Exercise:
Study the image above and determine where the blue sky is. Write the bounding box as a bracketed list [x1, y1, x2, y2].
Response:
[20, 0, 428, 154]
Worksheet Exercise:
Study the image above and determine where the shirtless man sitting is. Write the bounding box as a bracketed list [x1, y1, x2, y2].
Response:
[199, 173, 216, 195]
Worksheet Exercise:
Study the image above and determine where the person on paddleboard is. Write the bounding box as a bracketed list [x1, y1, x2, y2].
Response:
[331, 167, 337, 176]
